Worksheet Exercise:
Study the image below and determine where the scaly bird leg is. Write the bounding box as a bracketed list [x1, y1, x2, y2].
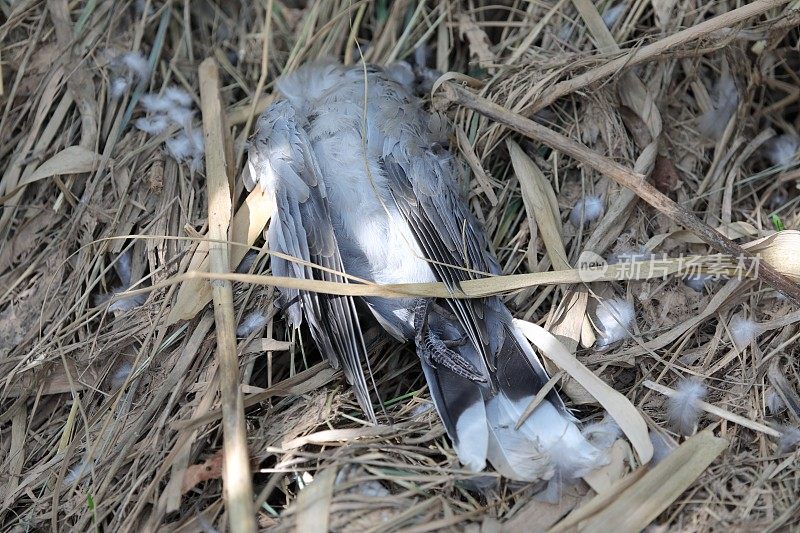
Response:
[413, 299, 486, 383]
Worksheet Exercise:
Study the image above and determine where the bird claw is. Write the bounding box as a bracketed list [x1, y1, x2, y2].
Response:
[414, 298, 486, 383]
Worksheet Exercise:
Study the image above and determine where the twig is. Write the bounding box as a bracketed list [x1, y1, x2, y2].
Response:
[199, 58, 256, 533]
[440, 82, 800, 305]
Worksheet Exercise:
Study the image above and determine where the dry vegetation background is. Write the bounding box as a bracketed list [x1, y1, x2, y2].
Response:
[2, 0, 800, 531]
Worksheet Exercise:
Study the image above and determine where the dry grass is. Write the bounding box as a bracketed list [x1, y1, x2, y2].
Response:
[2, 0, 800, 531]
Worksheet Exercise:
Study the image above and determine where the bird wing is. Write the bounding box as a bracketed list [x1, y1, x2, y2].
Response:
[382, 147, 503, 380]
[245, 99, 376, 421]
[370, 70, 502, 380]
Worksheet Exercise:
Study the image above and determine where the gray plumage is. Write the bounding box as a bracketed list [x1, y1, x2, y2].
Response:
[245, 60, 603, 482]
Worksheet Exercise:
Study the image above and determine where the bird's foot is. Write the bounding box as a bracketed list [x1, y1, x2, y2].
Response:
[414, 298, 486, 383]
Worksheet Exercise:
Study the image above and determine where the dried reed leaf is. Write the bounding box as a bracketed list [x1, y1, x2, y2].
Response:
[167, 187, 275, 323]
[293, 467, 337, 533]
[567, 430, 727, 532]
[507, 140, 563, 264]
[3, 146, 102, 201]
[744, 230, 800, 280]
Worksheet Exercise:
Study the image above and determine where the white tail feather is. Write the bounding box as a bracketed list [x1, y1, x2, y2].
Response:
[485, 395, 553, 481]
[454, 401, 489, 472]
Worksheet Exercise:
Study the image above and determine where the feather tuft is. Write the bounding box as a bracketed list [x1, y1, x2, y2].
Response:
[594, 297, 635, 349]
[765, 134, 799, 167]
[140, 93, 174, 114]
[111, 362, 133, 389]
[119, 51, 150, 82]
[163, 86, 194, 107]
[110, 77, 129, 98]
[569, 195, 604, 228]
[236, 311, 269, 337]
[778, 426, 800, 454]
[65, 457, 88, 485]
[766, 388, 786, 414]
[697, 68, 738, 140]
[167, 106, 195, 129]
[166, 133, 194, 161]
[602, 3, 627, 28]
[667, 378, 706, 435]
[135, 115, 169, 135]
[729, 314, 759, 350]
[581, 415, 622, 450]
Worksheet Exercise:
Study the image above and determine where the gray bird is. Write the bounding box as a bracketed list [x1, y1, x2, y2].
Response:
[244, 60, 603, 482]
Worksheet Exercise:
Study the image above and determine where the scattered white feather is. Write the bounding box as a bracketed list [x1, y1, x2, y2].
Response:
[729, 314, 760, 350]
[684, 273, 715, 292]
[777, 426, 800, 454]
[581, 415, 622, 450]
[411, 402, 433, 417]
[119, 51, 150, 82]
[188, 129, 205, 171]
[594, 297, 635, 349]
[167, 106, 195, 129]
[666, 378, 706, 436]
[649, 430, 675, 464]
[236, 311, 268, 337]
[65, 458, 88, 485]
[769, 187, 789, 210]
[166, 132, 194, 161]
[602, 3, 627, 28]
[163, 85, 194, 107]
[140, 93, 174, 114]
[356, 480, 391, 498]
[108, 292, 147, 314]
[569, 195, 604, 227]
[114, 250, 133, 287]
[135, 115, 169, 135]
[766, 388, 786, 414]
[111, 361, 133, 389]
[765, 134, 800, 167]
[697, 70, 738, 140]
[110, 77, 129, 98]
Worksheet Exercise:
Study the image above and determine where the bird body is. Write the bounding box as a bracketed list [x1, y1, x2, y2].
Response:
[245, 60, 603, 483]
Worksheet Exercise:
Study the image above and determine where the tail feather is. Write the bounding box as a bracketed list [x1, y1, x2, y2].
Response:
[485, 395, 553, 481]
[420, 304, 604, 482]
[421, 361, 488, 472]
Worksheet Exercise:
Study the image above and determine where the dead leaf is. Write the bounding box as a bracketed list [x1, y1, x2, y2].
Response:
[1, 146, 103, 203]
[457, 14, 496, 72]
[651, 155, 680, 194]
[181, 450, 224, 494]
[294, 467, 337, 533]
[556, 431, 727, 532]
[619, 105, 652, 148]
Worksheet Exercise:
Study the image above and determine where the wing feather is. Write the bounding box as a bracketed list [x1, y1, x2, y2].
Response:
[246, 100, 376, 421]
